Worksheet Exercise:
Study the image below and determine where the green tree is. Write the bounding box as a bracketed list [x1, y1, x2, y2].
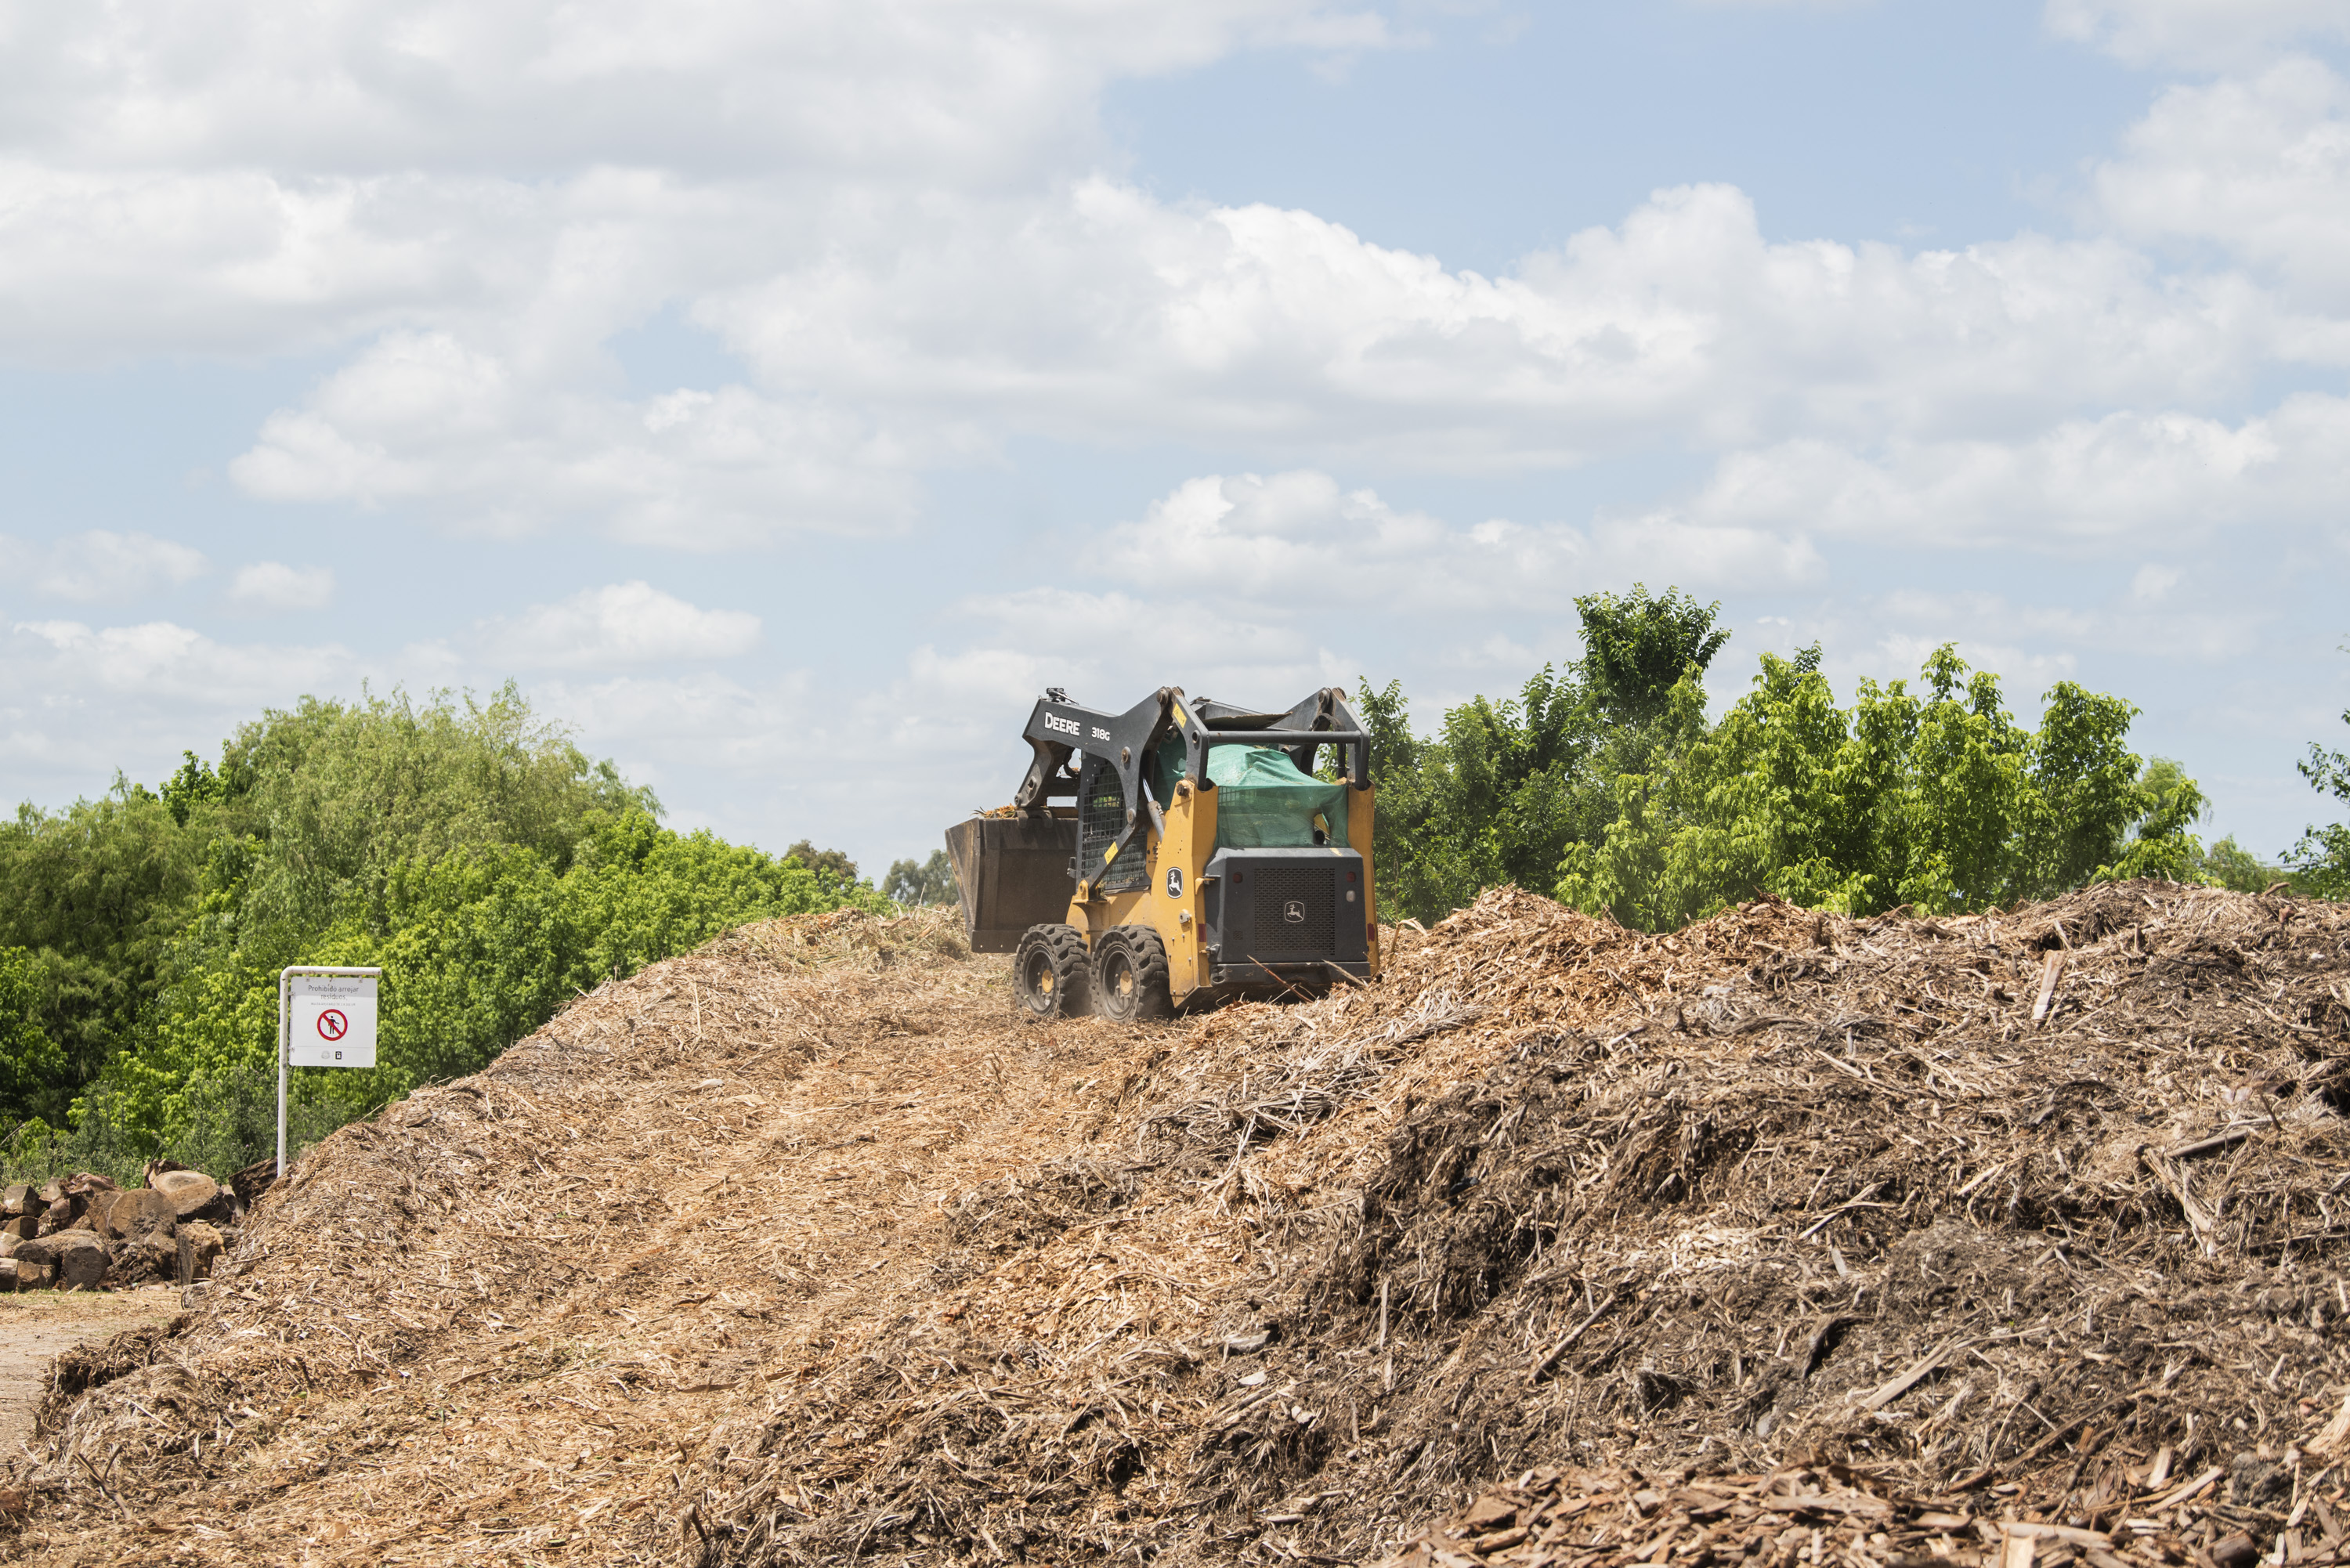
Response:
[883, 851, 960, 907]
[0, 686, 884, 1176]
[1353, 678, 1435, 923]
[2291, 685, 2350, 898]
[215, 684, 656, 949]
[784, 841, 858, 883]
[2195, 835, 2289, 894]
[85, 804, 889, 1162]
[0, 948, 68, 1125]
[1556, 645, 2203, 928]
[0, 781, 208, 1097]
[160, 751, 224, 828]
[1575, 583, 1733, 728]
[1358, 584, 1730, 924]
[1408, 663, 1602, 914]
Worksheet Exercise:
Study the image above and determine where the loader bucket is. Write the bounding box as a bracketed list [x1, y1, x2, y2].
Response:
[944, 815, 1079, 954]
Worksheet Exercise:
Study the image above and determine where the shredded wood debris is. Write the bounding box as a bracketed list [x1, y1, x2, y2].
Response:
[1376, 1458, 2338, 1568]
[4, 882, 2347, 1568]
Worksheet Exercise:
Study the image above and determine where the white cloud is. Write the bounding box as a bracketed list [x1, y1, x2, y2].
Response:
[3, 0, 2346, 866]
[0, 5, 2243, 540]
[2093, 59, 2350, 305]
[0, 530, 208, 602]
[157, 168, 2334, 540]
[1864, 583, 2261, 673]
[1591, 511, 1827, 587]
[960, 586, 1319, 671]
[2045, 0, 2350, 68]
[0, 2, 1392, 178]
[230, 332, 926, 543]
[0, 2, 1394, 367]
[889, 468, 1832, 783]
[704, 179, 2298, 464]
[475, 582, 761, 670]
[7, 619, 338, 700]
[527, 669, 812, 779]
[1686, 392, 2350, 551]
[228, 561, 335, 612]
[2131, 562, 2184, 603]
[1089, 469, 1820, 620]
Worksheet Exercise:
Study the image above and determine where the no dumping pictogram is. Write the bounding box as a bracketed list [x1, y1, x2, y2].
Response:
[316, 1008, 349, 1042]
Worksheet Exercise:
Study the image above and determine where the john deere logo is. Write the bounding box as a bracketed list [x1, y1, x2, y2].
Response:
[1283, 899, 1307, 923]
[1166, 867, 1183, 898]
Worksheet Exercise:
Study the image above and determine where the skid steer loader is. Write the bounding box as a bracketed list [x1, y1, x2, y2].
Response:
[942, 685, 1379, 1021]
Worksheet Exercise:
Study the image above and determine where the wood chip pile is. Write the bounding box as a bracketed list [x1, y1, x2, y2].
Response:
[0, 1165, 237, 1293]
[5, 882, 2347, 1568]
[1379, 1456, 2350, 1568]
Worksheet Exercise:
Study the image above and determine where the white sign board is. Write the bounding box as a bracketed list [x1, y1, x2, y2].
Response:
[287, 973, 378, 1068]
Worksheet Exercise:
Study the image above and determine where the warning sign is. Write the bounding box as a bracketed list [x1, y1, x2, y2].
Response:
[288, 974, 377, 1068]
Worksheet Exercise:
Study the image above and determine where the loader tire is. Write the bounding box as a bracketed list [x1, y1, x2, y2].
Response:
[1093, 927, 1173, 1023]
[1014, 924, 1093, 1020]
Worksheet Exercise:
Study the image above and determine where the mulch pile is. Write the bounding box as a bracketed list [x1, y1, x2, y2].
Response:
[3, 881, 2347, 1568]
[1378, 1453, 2350, 1568]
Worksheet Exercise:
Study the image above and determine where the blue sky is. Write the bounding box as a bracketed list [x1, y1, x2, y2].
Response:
[2, 0, 2346, 879]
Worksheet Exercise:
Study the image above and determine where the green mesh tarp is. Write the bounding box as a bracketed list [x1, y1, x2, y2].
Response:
[1154, 739, 1348, 849]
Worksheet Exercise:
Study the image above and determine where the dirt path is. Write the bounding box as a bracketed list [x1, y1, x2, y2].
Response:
[0, 1287, 179, 1458]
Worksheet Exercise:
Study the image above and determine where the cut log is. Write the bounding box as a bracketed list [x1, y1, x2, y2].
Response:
[2, 1216, 36, 1241]
[1, 1184, 27, 1218]
[178, 1221, 225, 1283]
[38, 1232, 103, 1292]
[150, 1170, 219, 1217]
[56, 1244, 107, 1291]
[83, 1190, 119, 1235]
[34, 1198, 80, 1237]
[108, 1187, 177, 1243]
[34, 1180, 63, 1209]
[12, 1261, 49, 1290]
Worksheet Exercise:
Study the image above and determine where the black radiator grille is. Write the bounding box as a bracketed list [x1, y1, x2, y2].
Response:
[1251, 866, 1335, 957]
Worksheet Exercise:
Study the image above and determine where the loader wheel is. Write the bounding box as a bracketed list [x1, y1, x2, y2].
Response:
[1013, 924, 1093, 1020]
[1093, 927, 1173, 1023]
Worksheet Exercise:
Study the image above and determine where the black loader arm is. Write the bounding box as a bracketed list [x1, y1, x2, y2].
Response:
[1272, 686, 1369, 786]
[1019, 688, 1184, 888]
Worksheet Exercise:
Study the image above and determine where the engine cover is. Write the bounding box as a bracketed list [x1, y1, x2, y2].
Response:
[1200, 846, 1370, 977]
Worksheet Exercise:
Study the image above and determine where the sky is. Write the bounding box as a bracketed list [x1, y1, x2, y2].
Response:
[2, 0, 2348, 879]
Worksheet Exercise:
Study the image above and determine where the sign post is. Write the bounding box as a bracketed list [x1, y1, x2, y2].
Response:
[278, 966, 381, 1178]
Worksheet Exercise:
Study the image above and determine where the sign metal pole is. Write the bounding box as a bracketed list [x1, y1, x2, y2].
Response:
[277, 966, 382, 1180]
[277, 970, 289, 1179]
